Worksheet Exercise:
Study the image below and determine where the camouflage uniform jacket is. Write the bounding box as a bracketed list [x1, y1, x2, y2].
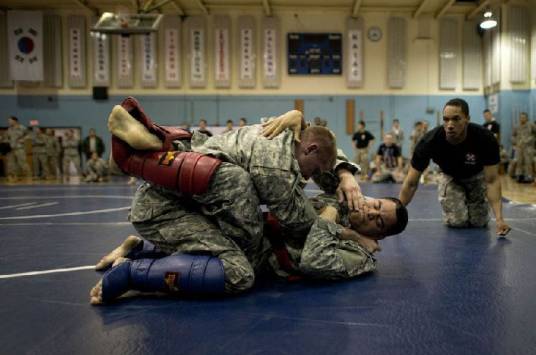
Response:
[7, 125, 27, 150]
[63, 137, 80, 156]
[513, 123, 536, 147]
[191, 125, 316, 234]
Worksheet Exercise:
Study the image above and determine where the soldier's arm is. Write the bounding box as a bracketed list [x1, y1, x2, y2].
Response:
[399, 166, 422, 206]
[483, 164, 511, 236]
[298, 218, 376, 280]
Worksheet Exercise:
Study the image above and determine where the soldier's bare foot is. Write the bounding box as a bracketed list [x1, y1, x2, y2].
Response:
[108, 105, 163, 150]
[95, 235, 141, 270]
[90, 257, 130, 305]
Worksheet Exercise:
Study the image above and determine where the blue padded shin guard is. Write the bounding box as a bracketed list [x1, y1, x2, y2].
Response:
[101, 261, 132, 303]
[100, 254, 225, 302]
[130, 254, 225, 294]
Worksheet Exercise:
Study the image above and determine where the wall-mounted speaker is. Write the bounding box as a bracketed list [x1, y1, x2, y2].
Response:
[92, 86, 108, 101]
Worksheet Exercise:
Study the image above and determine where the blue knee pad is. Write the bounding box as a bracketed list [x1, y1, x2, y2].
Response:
[101, 254, 225, 303]
[125, 239, 168, 260]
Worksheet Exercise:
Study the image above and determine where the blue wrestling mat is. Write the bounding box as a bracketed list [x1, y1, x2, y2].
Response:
[1, 181, 535, 354]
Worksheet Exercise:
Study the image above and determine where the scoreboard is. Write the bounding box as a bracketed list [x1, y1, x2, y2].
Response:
[287, 33, 342, 75]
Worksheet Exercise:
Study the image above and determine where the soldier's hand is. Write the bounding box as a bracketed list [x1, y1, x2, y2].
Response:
[262, 110, 305, 142]
[496, 220, 511, 237]
[336, 171, 365, 211]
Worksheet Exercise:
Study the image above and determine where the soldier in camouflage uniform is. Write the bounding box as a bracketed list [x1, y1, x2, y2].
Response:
[32, 127, 50, 179]
[89, 105, 407, 304]
[512, 112, 536, 183]
[6, 116, 31, 180]
[62, 129, 81, 180]
[45, 128, 61, 179]
[84, 152, 108, 182]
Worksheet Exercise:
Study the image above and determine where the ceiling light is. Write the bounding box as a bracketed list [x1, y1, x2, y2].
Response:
[480, 9, 497, 30]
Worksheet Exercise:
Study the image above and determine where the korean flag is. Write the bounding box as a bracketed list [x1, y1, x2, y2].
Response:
[7, 11, 44, 81]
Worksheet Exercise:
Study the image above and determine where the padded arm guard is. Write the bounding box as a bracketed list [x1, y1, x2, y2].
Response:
[101, 254, 225, 303]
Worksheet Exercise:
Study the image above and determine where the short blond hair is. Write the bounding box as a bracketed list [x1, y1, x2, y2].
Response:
[302, 126, 337, 167]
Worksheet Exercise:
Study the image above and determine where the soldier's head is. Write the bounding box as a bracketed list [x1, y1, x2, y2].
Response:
[66, 129, 73, 138]
[239, 117, 247, 127]
[90, 152, 99, 161]
[226, 119, 233, 129]
[383, 133, 394, 146]
[295, 126, 337, 180]
[483, 109, 493, 122]
[8, 116, 18, 127]
[519, 112, 528, 125]
[443, 98, 470, 144]
[392, 119, 400, 128]
[46, 128, 54, 136]
[89, 128, 96, 137]
[199, 119, 208, 129]
[349, 197, 408, 239]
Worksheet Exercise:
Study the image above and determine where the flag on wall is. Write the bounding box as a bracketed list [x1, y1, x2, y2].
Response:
[7, 11, 43, 81]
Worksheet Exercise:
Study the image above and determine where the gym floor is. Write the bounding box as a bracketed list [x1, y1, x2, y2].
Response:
[1, 180, 535, 355]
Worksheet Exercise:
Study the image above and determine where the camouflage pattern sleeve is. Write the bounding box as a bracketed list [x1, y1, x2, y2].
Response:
[298, 218, 376, 280]
[312, 148, 360, 194]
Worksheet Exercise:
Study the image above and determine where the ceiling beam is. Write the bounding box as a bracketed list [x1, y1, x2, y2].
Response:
[72, 0, 99, 16]
[170, 0, 185, 15]
[194, 0, 209, 14]
[262, 0, 272, 16]
[467, 0, 491, 20]
[352, 0, 363, 17]
[435, 0, 455, 19]
[413, 0, 429, 18]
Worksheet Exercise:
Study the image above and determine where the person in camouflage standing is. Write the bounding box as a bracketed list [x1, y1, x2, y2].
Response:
[6, 116, 31, 181]
[62, 129, 81, 181]
[45, 128, 61, 179]
[512, 112, 536, 183]
[31, 127, 50, 179]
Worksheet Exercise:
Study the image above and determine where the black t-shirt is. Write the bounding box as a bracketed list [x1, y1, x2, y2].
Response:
[352, 130, 375, 149]
[377, 144, 401, 169]
[411, 123, 500, 179]
[483, 121, 500, 135]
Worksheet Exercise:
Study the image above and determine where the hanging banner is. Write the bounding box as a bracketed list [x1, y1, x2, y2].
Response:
[7, 11, 43, 81]
[346, 17, 364, 88]
[93, 34, 110, 86]
[139, 33, 157, 87]
[116, 35, 133, 88]
[187, 16, 206, 88]
[214, 15, 230, 88]
[262, 17, 279, 88]
[163, 15, 181, 88]
[67, 16, 86, 87]
[238, 15, 256, 88]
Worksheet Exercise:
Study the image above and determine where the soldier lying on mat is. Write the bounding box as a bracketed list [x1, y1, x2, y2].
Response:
[89, 98, 407, 304]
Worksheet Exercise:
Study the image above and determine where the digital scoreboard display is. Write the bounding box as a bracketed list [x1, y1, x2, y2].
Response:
[287, 33, 342, 75]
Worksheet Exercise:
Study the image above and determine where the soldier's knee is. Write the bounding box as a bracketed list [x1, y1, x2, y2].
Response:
[222, 258, 255, 294]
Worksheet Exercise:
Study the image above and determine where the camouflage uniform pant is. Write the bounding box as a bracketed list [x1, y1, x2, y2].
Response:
[33, 153, 50, 178]
[193, 162, 268, 269]
[129, 182, 258, 294]
[7, 148, 30, 178]
[63, 154, 81, 176]
[437, 172, 489, 228]
[515, 145, 534, 178]
[354, 148, 370, 176]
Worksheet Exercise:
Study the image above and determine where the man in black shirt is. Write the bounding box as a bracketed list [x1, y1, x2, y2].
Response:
[372, 134, 404, 183]
[352, 120, 375, 179]
[482, 109, 500, 141]
[399, 98, 510, 236]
